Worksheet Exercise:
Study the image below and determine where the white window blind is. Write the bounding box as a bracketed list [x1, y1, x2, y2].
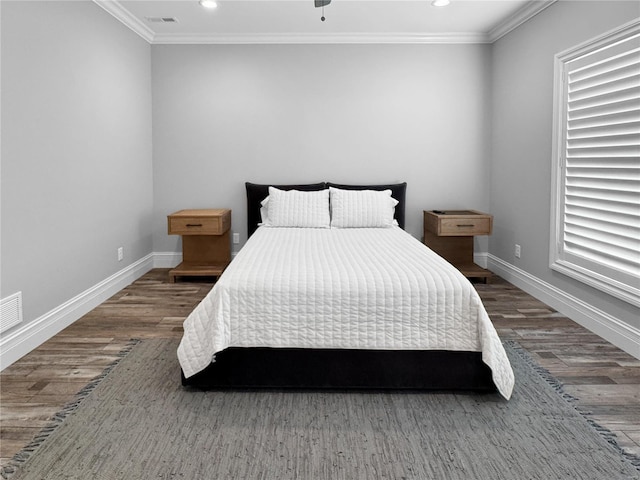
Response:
[551, 20, 640, 307]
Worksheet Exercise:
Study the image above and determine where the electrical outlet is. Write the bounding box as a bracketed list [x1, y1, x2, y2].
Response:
[117, 247, 124, 261]
[515, 244, 521, 259]
[233, 233, 240, 244]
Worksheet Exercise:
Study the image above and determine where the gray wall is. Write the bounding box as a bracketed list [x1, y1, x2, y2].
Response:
[2, 0, 637, 352]
[151, 44, 492, 252]
[490, 0, 640, 329]
[1, 1, 153, 324]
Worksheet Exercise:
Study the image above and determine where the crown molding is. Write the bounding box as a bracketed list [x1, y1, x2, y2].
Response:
[488, 0, 557, 43]
[93, 0, 155, 43]
[152, 32, 491, 45]
[93, 0, 557, 45]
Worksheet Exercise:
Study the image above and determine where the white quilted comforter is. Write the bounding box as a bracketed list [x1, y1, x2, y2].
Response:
[177, 227, 514, 399]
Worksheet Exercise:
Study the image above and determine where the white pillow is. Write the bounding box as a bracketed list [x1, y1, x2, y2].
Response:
[330, 187, 398, 228]
[259, 197, 270, 225]
[264, 187, 330, 228]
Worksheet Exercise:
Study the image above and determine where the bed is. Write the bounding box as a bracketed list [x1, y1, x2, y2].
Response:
[178, 182, 514, 399]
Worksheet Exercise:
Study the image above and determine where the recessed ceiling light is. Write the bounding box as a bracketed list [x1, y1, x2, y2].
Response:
[432, 0, 450, 6]
[199, 0, 218, 9]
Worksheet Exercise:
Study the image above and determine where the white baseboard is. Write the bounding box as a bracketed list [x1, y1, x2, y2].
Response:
[5, 250, 635, 371]
[152, 251, 237, 268]
[152, 252, 182, 268]
[1, 251, 228, 369]
[0, 254, 154, 371]
[474, 252, 488, 269]
[487, 254, 640, 359]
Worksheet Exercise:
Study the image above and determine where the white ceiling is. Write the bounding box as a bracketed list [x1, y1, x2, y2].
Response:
[94, 0, 557, 44]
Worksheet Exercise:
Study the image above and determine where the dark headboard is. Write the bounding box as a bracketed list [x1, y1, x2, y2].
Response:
[245, 182, 407, 237]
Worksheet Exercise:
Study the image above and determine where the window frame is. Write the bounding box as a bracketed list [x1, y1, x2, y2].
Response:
[549, 19, 640, 308]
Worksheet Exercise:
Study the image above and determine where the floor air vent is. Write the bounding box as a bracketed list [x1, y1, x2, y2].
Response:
[1, 292, 23, 334]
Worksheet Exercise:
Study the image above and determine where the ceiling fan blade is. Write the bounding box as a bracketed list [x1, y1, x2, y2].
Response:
[314, 0, 331, 7]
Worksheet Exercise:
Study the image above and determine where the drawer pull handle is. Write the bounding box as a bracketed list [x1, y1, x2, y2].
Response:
[186, 223, 203, 227]
[457, 224, 475, 227]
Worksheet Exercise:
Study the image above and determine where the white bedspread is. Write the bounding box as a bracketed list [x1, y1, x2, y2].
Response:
[177, 226, 514, 399]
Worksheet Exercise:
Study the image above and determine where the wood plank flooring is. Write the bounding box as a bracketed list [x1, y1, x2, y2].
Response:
[1, 269, 639, 467]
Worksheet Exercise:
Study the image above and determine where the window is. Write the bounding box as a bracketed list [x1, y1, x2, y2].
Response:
[550, 20, 640, 307]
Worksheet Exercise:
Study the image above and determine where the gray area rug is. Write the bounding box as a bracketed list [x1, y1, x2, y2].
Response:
[2, 339, 638, 480]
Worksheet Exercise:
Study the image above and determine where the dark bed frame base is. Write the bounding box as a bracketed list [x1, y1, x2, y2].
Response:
[181, 348, 496, 392]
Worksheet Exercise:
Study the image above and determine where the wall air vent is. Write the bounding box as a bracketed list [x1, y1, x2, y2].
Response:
[145, 17, 179, 23]
[1, 292, 23, 334]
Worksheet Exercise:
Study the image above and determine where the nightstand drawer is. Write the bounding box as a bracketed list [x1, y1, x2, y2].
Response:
[439, 217, 492, 236]
[423, 210, 493, 237]
[168, 209, 231, 235]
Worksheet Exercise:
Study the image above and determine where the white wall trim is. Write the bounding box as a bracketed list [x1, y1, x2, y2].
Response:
[92, 0, 155, 43]
[487, 254, 640, 359]
[5, 249, 635, 371]
[152, 252, 182, 269]
[93, 0, 556, 45]
[0, 254, 154, 371]
[152, 251, 238, 268]
[152, 32, 491, 45]
[487, 0, 557, 43]
[474, 252, 488, 269]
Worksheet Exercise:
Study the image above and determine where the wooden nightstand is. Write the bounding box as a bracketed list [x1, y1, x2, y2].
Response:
[167, 209, 231, 283]
[423, 210, 493, 282]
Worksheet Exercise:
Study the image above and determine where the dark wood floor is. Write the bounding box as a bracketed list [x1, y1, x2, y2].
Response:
[1, 269, 639, 467]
